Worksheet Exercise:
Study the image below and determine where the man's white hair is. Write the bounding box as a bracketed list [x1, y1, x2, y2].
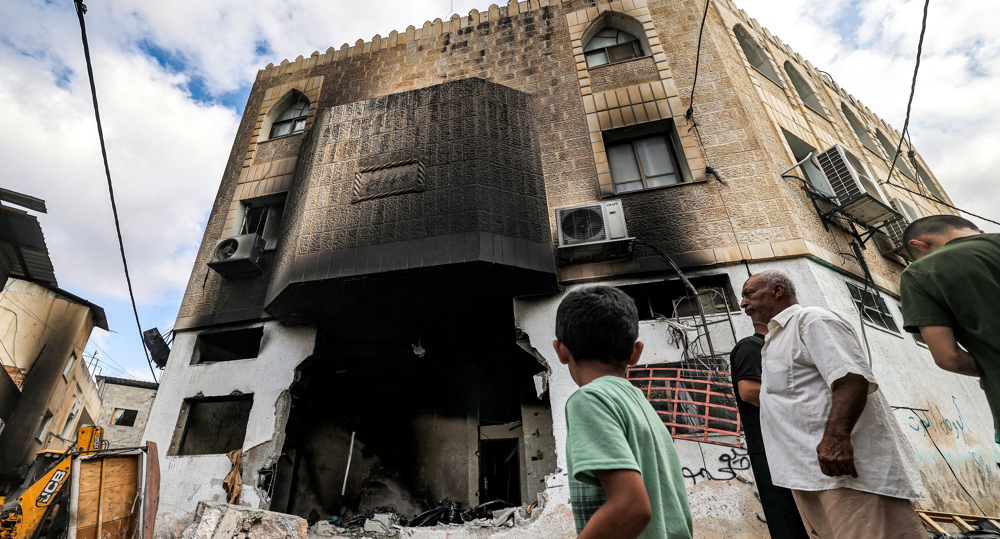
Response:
[755, 270, 798, 302]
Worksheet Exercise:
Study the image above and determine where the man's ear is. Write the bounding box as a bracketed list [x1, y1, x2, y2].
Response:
[908, 238, 930, 252]
[553, 340, 572, 365]
[628, 341, 644, 366]
[772, 283, 786, 301]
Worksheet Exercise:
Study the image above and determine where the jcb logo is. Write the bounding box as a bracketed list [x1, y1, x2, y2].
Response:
[36, 470, 67, 506]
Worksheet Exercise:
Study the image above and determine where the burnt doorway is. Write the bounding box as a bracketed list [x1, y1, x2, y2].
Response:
[479, 438, 521, 506]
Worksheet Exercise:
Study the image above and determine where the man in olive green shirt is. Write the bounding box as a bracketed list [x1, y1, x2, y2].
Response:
[900, 215, 1000, 439]
[554, 286, 693, 539]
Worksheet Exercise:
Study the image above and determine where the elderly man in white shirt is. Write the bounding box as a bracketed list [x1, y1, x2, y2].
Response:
[740, 270, 926, 538]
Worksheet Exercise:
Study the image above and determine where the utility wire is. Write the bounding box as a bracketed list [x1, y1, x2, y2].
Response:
[884, 178, 1000, 228]
[882, 0, 928, 185]
[72, 0, 156, 383]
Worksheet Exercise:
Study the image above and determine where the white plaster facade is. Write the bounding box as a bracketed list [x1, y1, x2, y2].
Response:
[144, 321, 316, 539]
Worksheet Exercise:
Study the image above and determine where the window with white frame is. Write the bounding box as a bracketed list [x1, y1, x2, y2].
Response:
[584, 28, 645, 68]
[784, 62, 826, 117]
[733, 25, 782, 86]
[269, 94, 310, 139]
[604, 120, 689, 194]
[847, 282, 900, 333]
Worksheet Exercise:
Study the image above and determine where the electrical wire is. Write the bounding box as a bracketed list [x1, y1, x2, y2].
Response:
[72, 0, 157, 383]
[686, 0, 711, 117]
[882, 0, 929, 185]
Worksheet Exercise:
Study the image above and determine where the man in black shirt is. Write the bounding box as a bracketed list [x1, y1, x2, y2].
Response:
[731, 322, 808, 538]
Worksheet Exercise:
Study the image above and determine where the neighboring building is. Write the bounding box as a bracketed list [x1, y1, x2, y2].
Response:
[95, 376, 158, 448]
[144, 0, 999, 537]
[0, 192, 108, 494]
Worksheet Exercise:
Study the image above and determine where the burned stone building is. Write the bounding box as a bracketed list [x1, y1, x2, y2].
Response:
[144, 0, 1000, 536]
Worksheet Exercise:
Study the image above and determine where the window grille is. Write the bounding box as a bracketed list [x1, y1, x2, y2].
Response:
[627, 366, 741, 448]
[847, 282, 900, 333]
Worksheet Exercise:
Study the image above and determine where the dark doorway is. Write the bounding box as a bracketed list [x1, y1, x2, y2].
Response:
[479, 438, 521, 506]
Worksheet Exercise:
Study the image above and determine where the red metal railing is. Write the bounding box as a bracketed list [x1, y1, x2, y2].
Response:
[627, 366, 742, 448]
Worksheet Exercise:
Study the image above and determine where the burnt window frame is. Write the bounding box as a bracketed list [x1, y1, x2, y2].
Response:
[191, 326, 265, 365]
[236, 194, 286, 250]
[168, 394, 254, 456]
[846, 282, 901, 335]
[603, 119, 691, 194]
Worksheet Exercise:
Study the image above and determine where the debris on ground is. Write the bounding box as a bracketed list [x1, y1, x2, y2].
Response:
[306, 495, 547, 537]
[181, 501, 307, 539]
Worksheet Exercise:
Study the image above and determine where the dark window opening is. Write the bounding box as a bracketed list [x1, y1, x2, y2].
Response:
[782, 129, 834, 196]
[269, 94, 310, 139]
[110, 408, 139, 427]
[627, 365, 740, 448]
[239, 196, 285, 250]
[618, 275, 740, 320]
[604, 119, 688, 194]
[584, 28, 644, 68]
[193, 327, 264, 364]
[170, 395, 254, 456]
[847, 282, 899, 333]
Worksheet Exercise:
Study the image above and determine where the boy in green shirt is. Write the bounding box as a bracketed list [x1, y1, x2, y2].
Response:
[553, 286, 693, 539]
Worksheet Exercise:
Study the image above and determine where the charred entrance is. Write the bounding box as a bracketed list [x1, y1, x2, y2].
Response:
[271, 300, 555, 522]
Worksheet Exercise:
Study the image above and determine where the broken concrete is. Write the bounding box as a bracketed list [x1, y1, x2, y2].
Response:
[181, 501, 307, 539]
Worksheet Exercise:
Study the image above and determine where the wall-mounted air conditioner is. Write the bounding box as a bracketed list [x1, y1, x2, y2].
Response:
[878, 198, 922, 258]
[815, 144, 898, 227]
[208, 233, 266, 278]
[555, 200, 633, 265]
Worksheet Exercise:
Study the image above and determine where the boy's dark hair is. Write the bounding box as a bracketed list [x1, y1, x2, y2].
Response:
[555, 286, 639, 367]
[903, 215, 978, 258]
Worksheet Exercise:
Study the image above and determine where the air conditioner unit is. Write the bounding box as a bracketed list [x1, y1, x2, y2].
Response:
[208, 233, 266, 277]
[878, 198, 923, 258]
[555, 200, 633, 265]
[815, 144, 898, 227]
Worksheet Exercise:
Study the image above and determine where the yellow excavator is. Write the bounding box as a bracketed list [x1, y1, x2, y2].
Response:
[0, 425, 159, 539]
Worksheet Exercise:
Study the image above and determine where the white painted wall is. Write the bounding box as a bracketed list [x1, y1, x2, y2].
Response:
[144, 321, 316, 539]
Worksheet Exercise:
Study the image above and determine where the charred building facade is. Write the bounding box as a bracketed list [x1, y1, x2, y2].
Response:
[144, 0, 1000, 536]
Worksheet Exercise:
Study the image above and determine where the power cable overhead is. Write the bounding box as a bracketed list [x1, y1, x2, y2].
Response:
[72, 0, 156, 383]
[882, 0, 929, 185]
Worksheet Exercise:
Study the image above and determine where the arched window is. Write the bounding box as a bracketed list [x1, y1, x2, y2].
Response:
[268, 94, 310, 139]
[584, 28, 644, 68]
[875, 129, 915, 180]
[913, 161, 945, 200]
[784, 62, 825, 117]
[841, 103, 878, 152]
[733, 25, 781, 86]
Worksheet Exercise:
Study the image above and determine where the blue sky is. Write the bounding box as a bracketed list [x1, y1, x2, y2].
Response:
[2, 0, 998, 381]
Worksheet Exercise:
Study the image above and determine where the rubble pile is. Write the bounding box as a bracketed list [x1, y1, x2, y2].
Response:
[308, 496, 545, 538]
[181, 501, 308, 539]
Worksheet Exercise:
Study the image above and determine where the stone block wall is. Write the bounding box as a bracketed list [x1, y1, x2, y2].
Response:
[95, 381, 157, 448]
[177, 0, 959, 329]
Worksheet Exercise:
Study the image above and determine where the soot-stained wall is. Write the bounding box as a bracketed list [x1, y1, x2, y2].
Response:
[265, 78, 555, 320]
